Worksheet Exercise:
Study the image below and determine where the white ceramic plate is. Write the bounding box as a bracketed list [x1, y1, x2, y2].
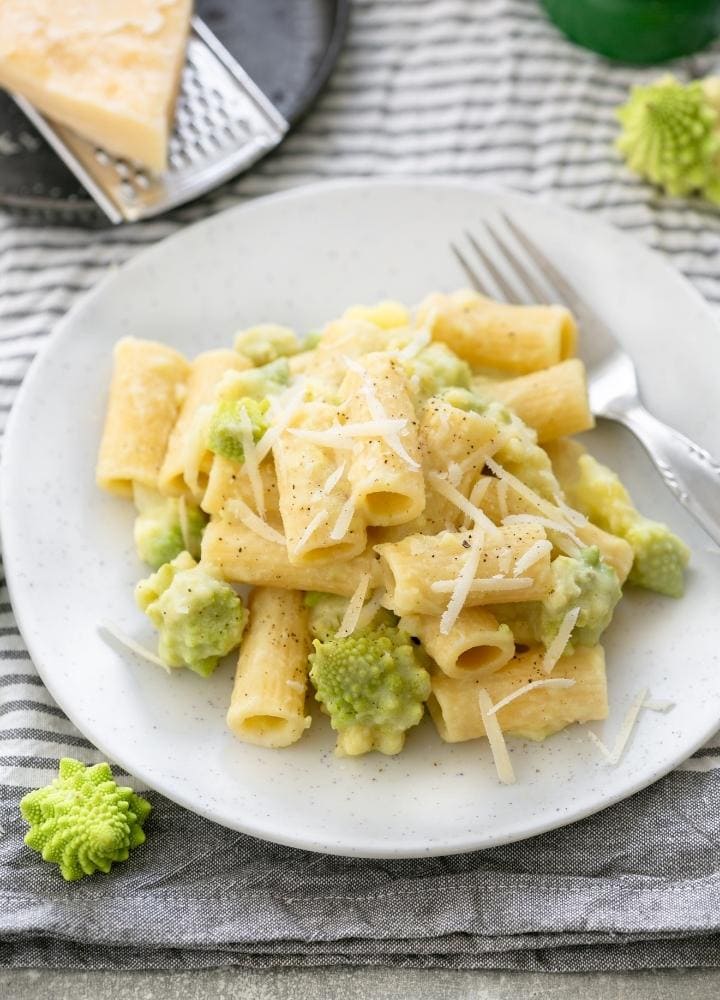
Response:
[3, 180, 720, 858]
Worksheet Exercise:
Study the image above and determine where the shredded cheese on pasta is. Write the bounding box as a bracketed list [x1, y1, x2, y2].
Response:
[487, 678, 576, 716]
[321, 462, 346, 496]
[356, 588, 385, 630]
[344, 356, 420, 470]
[432, 576, 533, 595]
[293, 510, 328, 556]
[255, 380, 306, 464]
[439, 529, 485, 635]
[336, 572, 372, 638]
[100, 622, 170, 673]
[238, 404, 265, 518]
[542, 607, 580, 673]
[485, 457, 578, 532]
[512, 538, 553, 577]
[477, 688, 516, 784]
[330, 494, 357, 541]
[225, 497, 286, 546]
[290, 419, 407, 449]
[427, 472, 498, 534]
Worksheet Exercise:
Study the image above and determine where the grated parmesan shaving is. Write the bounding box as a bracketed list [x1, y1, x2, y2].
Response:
[255, 380, 307, 464]
[396, 324, 432, 360]
[542, 607, 580, 673]
[587, 687, 649, 765]
[513, 539, 553, 577]
[294, 510, 328, 556]
[502, 513, 582, 546]
[428, 471, 498, 534]
[336, 572, 372, 638]
[439, 529, 485, 635]
[238, 405, 265, 518]
[486, 457, 578, 532]
[290, 419, 407, 449]
[432, 576, 533, 595]
[183, 403, 212, 497]
[357, 588, 386, 630]
[99, 622, 170, 674]
[178, 495, 190, 553]
[497, 477, 509, 520]
[478, 688, 516, 784]
[497, 545, 513, 574]
[344, 355, 420, 470]
[488, 678, 576, 715]
[552, 492, 588, 528]
[642, 699, 675, 713]
[321, 462, 346, 496]
[447, 461, 463, 487]
[225, 497, 286, 546]
[330, 494, 357, 541]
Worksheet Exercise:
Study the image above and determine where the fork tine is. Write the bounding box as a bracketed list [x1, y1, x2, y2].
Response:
[481, 220, 549, 304]
[450, 242, 492, 296]
[501, 212, 589, 312]
[464, 231, 517, 302]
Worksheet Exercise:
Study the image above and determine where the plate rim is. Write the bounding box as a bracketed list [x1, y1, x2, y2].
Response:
[2, 176, 720, 857]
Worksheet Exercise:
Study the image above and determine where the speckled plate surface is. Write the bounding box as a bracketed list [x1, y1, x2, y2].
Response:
[3, 180, 720, 857]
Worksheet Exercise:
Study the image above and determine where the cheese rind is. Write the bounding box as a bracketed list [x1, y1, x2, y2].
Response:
[0, 0, 192, 173]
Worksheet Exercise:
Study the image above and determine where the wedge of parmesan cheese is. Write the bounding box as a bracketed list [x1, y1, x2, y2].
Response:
[0, 0, 192, 173]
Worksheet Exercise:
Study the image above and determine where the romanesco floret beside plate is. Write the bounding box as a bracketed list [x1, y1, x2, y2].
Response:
[309, 624, 432, 756]
[20, 758, 151, 881]
[136, 552, 248, 675]
[133, 487, 207, 569]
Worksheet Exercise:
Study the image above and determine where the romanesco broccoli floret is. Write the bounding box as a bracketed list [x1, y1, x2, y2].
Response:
[220, 357, 291, 402]
[136, 552, 247, 676]
[492, 404, 560, 500]
[309, 624, 431, 756]
[304, 592, 396, 642]
[234, 324, 301, 366]
[207, 397, 269, 464]
[404, 342, 472, 400]
[20, 758, 151, 881]
[491, 547, 621, 651]
[133, 488, 207, 569]
[569, 453, 690, 598]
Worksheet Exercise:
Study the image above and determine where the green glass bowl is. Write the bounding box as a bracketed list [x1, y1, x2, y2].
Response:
[541, 0, 720, 64]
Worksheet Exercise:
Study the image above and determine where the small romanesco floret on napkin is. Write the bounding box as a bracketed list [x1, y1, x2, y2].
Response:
[616, 75, 720, 203]
[234, 324, 302, 366]
[309, 623, 432, 757]
[207, 397, 269, 464]
[20, 758, 151, 882]
[133, 486, 207, 569]
[136, 552, 248, 675]
[568, 454, 690, 598]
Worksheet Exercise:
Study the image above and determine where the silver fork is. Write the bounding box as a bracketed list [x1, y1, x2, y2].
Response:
[452, 214, 720, 547]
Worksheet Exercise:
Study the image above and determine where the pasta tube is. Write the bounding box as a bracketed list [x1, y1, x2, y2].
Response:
[158, 349, 251, 497]
[97, 337, 189, 496]
[418, 290, 577, 374]
[273, 402, 366, 565]
[202, 453, 281, 524]
[202, 519, 383, 595]
[375, 525, 552, 616]
[401, 608, 515, 679]
[227, 588, 311, 747]
[342, 352, 425, 526]
[482, 359, 594, 442]
[480, 476, 634, 584]
[428, 645, 607, 742]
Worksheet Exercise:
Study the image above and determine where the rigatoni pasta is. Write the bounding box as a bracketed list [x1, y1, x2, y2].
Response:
[96, 286, 688, 781]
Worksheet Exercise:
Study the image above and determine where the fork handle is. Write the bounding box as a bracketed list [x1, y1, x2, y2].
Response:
[617, 404, 720, 547]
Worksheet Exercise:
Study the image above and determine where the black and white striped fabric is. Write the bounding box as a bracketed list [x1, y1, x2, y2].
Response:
[2, 0, 720, 971]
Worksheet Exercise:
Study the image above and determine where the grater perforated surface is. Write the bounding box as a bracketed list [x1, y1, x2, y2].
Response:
[12, 17, 288, 224]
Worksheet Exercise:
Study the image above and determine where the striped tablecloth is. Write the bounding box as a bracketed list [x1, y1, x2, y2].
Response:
[2, 0, 720, 972]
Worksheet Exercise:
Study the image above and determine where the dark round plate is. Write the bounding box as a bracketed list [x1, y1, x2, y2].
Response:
[0, 0, 348, 222]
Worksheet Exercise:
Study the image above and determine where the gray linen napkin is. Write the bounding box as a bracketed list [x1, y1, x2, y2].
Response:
[2, 0, 720, 970]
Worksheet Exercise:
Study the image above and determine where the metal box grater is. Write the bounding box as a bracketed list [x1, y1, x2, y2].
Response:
[12, 17, 288, 225]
